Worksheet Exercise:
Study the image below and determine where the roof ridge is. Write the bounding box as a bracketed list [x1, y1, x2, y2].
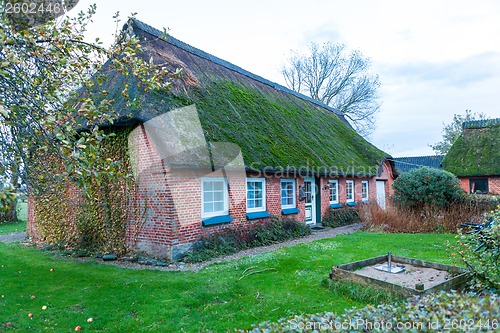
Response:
[129, 18, 345, 118]
[392, 155, 444, 159]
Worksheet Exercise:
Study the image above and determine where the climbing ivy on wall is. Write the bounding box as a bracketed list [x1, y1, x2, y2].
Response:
[33, 128, 134, 254]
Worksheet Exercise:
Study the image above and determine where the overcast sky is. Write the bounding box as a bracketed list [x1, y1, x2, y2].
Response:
[73, 0, 500, 157]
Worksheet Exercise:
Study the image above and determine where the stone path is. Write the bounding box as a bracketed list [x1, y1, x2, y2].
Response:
[0, 232, 27, 243]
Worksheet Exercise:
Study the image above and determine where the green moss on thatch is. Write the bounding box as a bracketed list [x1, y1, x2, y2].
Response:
[191, 80, 387, 175]
[96, 21, 389, 176]
[442, 123, 500, 176]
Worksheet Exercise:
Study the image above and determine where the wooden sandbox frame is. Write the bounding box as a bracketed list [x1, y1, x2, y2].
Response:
[330, 254, 468, 298]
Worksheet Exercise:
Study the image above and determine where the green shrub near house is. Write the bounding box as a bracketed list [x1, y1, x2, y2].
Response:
[392, 167, 463, 211]
[183, 217, 311, 263]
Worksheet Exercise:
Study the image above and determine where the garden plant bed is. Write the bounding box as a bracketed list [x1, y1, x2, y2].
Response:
[330, 254, 468, 297]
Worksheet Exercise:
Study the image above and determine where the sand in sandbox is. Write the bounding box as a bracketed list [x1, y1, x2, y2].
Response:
[354, 261, 452, 289]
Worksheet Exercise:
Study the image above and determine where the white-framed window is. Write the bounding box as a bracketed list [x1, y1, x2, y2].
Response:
[246, 178, 266, 212]
[361, 180, 369, 202]
[201, 177, 229, 218]
[280, 179, 296, 209]
[329, 180, 339, 204]
[346, 180, 354, 202]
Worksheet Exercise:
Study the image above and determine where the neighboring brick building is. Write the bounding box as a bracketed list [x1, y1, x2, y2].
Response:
[28, 19, 397, 260]
[442, 118, 500, 195]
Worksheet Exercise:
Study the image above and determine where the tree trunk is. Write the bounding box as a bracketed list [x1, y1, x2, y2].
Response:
[3, 200, 17, 222]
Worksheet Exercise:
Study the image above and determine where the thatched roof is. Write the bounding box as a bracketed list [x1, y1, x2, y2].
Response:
[442, 118, 500, 177]
[98, 18, 390, 176]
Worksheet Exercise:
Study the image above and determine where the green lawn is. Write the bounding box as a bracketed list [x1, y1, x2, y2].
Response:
[0, 232, 456, 332]
[0, 220, 26, 235]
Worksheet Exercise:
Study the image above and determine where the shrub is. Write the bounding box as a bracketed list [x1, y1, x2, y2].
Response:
[322, 206, 360, 228]
[392, 167, 463, 212]
[238, 291, 500, 332]
[451, 205, 500, 292]
[183, 217, 311, 263]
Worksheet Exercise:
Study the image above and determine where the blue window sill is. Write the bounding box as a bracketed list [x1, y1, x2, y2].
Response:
[282, 208, 300, 215]
[346, 202, 358, 207]
[246, 211, 271, 220]
[202, 215, 233, 226]
[330, 203, 343, 209]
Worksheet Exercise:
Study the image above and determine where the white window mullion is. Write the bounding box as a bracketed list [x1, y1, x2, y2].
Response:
[329, 180, 339, 204]
[246, 178, 266, 213]
[361, 180, 369, 202]
[280, 179, 296, 209]
[346, 180, 354, 203]
[202, 177, 228, 218]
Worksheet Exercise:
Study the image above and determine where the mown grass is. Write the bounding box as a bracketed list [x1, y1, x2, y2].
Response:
[0, 232, 456, 332]
[0, 220, 26, 235]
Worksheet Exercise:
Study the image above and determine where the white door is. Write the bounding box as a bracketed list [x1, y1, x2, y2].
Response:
[304, 178, 316, 225]
[376, 180, 386, 209]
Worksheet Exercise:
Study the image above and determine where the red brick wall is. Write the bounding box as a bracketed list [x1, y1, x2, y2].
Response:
[126, 124, 175, 258]
[372, 160, 395, 207]
[458, 177, 469, 192]
[26, 191, 38, 241]
[458, 176, 500, 195]
[490, 177, 500, 195]
[127, 124, 398, 260]
[28, 124, 398, 260]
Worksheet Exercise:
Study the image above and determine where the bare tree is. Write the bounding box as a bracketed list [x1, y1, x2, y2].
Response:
[430, 110, 487, 155]
[282, 42, 380, 137]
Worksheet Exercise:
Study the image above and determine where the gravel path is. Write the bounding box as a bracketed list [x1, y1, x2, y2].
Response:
[77, 223, 363, 272]
[0, 232, 26, 243]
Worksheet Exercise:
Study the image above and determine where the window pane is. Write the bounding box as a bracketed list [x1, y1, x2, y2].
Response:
[470, 179, 488, 194]
[329, 182, 337, 202]
[281, 180, 294, 207]
[247, 180, 265, 211]
[203, 179, 227, 215]
[204, 181, 213, 191]
[247, 190, 255, 200]
[213, 201, 224, 212]
[213, 181, 223, 191]
[362, 182, 368, 199]
[203, 191, 213, 202]
[214, 191, 223, 202]
[204, 203, 213, 213]
[346, 181, 353, 200]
